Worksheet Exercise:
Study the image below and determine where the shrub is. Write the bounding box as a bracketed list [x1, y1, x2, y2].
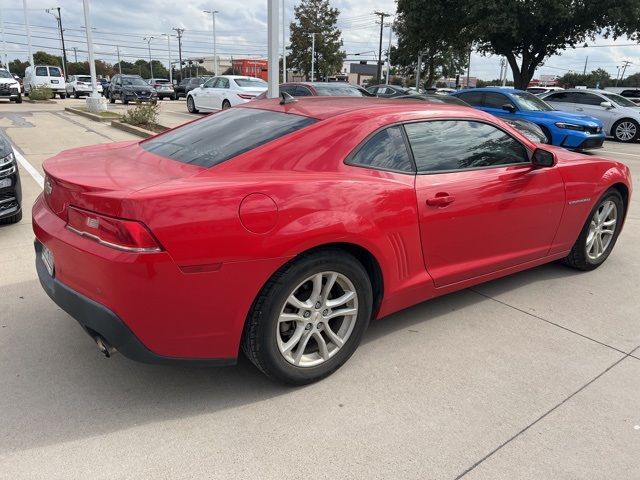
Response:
[121, 103, 159, 127]
[28, 86, 53, 101]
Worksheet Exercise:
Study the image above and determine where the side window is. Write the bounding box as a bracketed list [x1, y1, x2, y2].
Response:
[280, 85, 296, 96]
[545, 92, 569, 102]
[483, 92, 513, 109]
[294, 86, 312, 96]
[457, 91, 483, 106]
[347, 126, 414, 173]
[572, 92, 603, 106]
[68, 76, 74, 82]
[203, 77, 217, 88]
[218, 78, 230, 89]
[35, 67, 48, 77]
[405, 120, 528, 173]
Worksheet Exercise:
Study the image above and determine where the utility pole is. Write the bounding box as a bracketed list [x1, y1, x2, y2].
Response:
[173, 28, 184, 82]
[309, 32, 317, 81]
[267, 0, 279, 98]
[620, 60, 632, 84]
[583, 56, 588, 75]
[203, 9, 218, 75]
[116, 45, 121, 75]
[144, 36, 155, 79]
[282, 0, 286, 83]
[72, 46, 78, 63]
[615, 65, 621, 86]
[416, 52, 425, 90]
[385, 21, 393, 84]
[0, 8, 8, 72]
[46, 7, 68, 79]
[465, 43, 472, 89]
[374, 11, 390, 81]
[162, 33, 172, 83]
[23, 0, 34, 69]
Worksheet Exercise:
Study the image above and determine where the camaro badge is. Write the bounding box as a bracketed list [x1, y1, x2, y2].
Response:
[568, 198, 591, 205]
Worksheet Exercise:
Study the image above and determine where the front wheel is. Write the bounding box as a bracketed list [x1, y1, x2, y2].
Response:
[15, 94, 22, 104]
[187, 96, 198, 113]
[562, 189, 624, 271]
[73, 89, 79, 99]
[612, 119, 639, 143]
[242, 250, 373, 385]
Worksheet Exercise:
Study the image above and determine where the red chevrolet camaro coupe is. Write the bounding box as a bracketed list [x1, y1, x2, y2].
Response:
[33, 97, 632, 384]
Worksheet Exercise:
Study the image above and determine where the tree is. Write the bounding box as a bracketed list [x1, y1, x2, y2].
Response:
[465, 0, 640, 89]
[557, 68, 612, 88]
[288, 0, 345, 80]
[393, 0, 470, 88]
[620, 72, 640, 87]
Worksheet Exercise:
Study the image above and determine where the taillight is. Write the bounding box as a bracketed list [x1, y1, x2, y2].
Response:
[66, 206, 162, 253]
[77, 81, 85, 85]
[237, 93, 256, 99]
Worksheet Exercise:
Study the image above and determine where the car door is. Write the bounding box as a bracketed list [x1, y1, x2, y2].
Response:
[543, 91, 580, 114]
[214, 77, 230, 108]
[197, 77, 218, 109]
[480, 92, 517, 120]
[572, 92, 617, 132]
[409, 119, 565, 286]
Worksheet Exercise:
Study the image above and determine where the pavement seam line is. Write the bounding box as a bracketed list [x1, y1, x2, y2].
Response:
[12, 147, 44, 189]
[50, 111, 115, 142]
[470, 288, 629, 356]
[453, 352, 631, 479]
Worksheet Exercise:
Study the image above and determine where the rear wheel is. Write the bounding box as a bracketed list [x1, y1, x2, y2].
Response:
[109, 92, 115, 104]
[562, 189, 624, 271]
[222, 99, 231, 110]
[187, 95, 198, 113]
[242, 250, 372, 385]
[123, 98, 129, 105]
[59, 93, 66, 99]
[612, 119, 639, 143]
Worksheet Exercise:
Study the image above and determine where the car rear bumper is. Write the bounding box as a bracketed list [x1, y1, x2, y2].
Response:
[34, 240, 235, 366]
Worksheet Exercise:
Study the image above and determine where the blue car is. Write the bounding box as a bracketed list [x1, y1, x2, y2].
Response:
[451, 87, 605, 150]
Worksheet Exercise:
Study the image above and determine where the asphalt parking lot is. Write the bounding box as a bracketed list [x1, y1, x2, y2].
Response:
[1, 98, 639, 479]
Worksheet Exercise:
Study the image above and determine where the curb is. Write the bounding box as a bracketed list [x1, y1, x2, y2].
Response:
[65, 107, 120, 123]
[110, 120, 168, 138]
[23, 99, 57, 104]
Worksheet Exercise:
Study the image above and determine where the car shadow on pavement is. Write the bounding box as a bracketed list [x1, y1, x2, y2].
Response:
[1, 262, 586, 454]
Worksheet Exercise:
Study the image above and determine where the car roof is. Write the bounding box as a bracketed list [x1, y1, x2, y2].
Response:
[241, 96, 477, 121]
[558, 89, 608, 94]
[284, 82, 361, 87]
[460, 87, 526, 94]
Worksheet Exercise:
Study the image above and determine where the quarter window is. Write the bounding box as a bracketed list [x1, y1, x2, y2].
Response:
[405, 120, 528, 173]
[348, 126, 414, 173]
[483, 92, 512, 109]
[457, 91, 483, 106]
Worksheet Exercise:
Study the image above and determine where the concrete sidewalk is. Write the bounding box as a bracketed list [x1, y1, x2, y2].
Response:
[0, 101, 638, 480]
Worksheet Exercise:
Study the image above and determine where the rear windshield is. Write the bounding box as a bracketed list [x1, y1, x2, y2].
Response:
[36, 67, 48, 76]
[234, 78, 267, 88]
[77, 76, 91, 82]
[154, 79, 171, 84]
[314, 85, 366, 97]
[141, 108, 316, 167]
[48, 67, 62, 77]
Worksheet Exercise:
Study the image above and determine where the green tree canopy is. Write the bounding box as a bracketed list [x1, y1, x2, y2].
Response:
[557, 68, 612, 88]
[288, 0, 346, 80]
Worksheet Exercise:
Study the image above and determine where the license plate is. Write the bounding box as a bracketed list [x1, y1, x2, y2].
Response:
[41, 244, 55, 277]
[0, 178, 10, 188]
[51, 80, 59, 84]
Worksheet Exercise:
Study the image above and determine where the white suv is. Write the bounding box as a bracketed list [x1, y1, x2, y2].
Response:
[0, 69, 21, 103]
[66, 75, 103, 98]
[542, 89, 640, 142]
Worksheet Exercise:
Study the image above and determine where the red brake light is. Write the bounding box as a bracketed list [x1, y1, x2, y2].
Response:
[66, 206, 162, 253]
[237, 93, 256, 99]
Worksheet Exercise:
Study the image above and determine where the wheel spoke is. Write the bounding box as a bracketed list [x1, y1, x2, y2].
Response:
[323, 323, 344, 347]
[326, 291, 355, 308]
[293, 330, 313, 366]
[596, 234, 604, 256]
[326, 307, 357, 320]
[278, 312, 304, 324]
[281, 327, 305, 355]
[314, 332, 330, 360]
[310, 274, 323, 303]
[321, 272, 338, 304]
[287, 293, 309, 310]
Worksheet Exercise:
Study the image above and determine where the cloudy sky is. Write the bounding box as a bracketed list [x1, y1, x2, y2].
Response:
[1, 0, 639, 80]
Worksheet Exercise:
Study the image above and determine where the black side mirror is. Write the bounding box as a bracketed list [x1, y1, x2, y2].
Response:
[532, 148, 556, 168]
[502, 104, 516, 113]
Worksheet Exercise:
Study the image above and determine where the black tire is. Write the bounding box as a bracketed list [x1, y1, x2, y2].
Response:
[59, 93, 66, 99]
[123, 98, 129, 105]
[151, 100, 158, 105]
[73, 89, 79, 99]
[242, 249, 373, 385]
[109, 92, 115, 104]
[187, 95, 198, 113]
[169, 94, 175, 101]
[16, 94, 22, 104]
[0, 209, 22, 225]
[562, 188, 624, 271]
[222, 100, 231, 110]
[612, 119, 639, 143]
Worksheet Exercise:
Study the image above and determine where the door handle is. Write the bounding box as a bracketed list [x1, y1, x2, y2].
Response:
[575, 107, 584, 111]
[426, 194, 455, 207]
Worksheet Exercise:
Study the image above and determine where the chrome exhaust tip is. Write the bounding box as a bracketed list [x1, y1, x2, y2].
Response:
[94, 336, 116, 358]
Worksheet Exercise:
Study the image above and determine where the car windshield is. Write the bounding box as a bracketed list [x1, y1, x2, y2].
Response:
[234, 78, 267, 87]
[0, 70, 12, 79]
[77, 76, 91, 82]
[314, 85, 367, 97]
[122, 77, 148, 86]
[511, 91, 554, 111]
[527, 88, 546, 94]
[601, 92, 638, 108]
[141, 108, 316, 168]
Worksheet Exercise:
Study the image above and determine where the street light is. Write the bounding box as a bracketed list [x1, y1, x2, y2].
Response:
[161, 33, 173, 83]
[203, 9, 218, 76]
[45, 7, 67, 79]
[143, 36, 155, 79]
[308, 32, 318, 81]
[81, 0, 105, 112]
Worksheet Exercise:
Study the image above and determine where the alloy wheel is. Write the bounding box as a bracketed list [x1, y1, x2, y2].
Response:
[586, 200, 617, 261]
[615, 121, 636, 142]
[276, 271, 358, 368]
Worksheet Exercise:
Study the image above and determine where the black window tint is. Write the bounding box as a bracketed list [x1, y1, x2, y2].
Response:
[483, 92, 512, 108]
[48, 67, 62, 77]
[348, 126, 414, 173]
[405, 120, 528, 173]
[457, 91, 483, 106]
[35, 67, 47, 76]
[279, 85, 296, 96]
[141, 108, 316, 168]
[621, 90, 640, 97]
[546, 92, 570, 102]
[572, 92, 603, 106]
[294, 86, 312, 96]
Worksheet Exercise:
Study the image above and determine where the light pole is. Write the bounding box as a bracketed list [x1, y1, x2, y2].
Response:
[81, 0, 105, 112]
[173, 28, 184, 82]
[46, 7, 68, 79]
[203, 9, 218, 76]
[282, 0, 286, 83]
[161, 33, 173, 83]
[22, 0, 34, 69]
[0, 8, 8, 72]
[384, 21, 393, 84]
[116, 45, 121, 75]
[144, 36, 155, 79]
[267, 0, 279, 98]
[309, 32, 317, 81]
